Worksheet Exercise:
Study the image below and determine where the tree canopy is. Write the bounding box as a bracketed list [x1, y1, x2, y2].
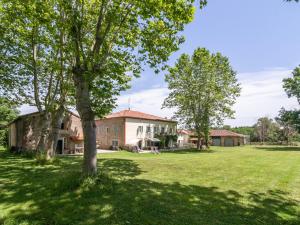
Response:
[283, 66, 300, 105]
[164, 47, 240, 149]
[1, 0, 208, 175]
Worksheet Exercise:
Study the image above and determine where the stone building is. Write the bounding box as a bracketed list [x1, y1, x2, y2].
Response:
[8, 111, 84, 154]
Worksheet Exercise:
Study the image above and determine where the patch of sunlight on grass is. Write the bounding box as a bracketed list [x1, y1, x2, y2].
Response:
[1, 146, 300, 224]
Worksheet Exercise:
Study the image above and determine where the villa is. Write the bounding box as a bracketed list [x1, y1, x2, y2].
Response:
[95, 109, 177, 150]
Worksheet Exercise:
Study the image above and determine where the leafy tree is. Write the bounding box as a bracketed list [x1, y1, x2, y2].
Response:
[163, 48, 241, 150]
[229, 126, 257, 142]
[254, 117, 279, 143]
[1, 0, 75, 159]
[54, 0, 207, 175]
[0, 98, 19, 147]
[1, 0, 207, 175]
[276, 108, 300, 144]
[283, 66, 300, 105]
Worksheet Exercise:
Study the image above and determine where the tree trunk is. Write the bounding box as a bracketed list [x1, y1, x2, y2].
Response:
[46, 107, 65, 159]
[73, 71, 97, 176]
[36, 112, 51, 152]
[197, 132, 202, 150]
[204, 129, 209, 149]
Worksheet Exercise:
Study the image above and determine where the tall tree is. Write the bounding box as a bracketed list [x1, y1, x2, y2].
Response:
[58, 0, 207, 175]
[163, 48, 240, 149]
[276, 108, 300, 145]
[254, 117, 278, 143]
[283, 66, 300, 105]
[0, 0, 73, 158]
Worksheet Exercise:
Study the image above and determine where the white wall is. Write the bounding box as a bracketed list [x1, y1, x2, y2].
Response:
[177, 133, 190, 147]
[125, 118, 177, 147]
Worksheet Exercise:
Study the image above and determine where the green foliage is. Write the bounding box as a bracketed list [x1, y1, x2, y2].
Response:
[164, 47, 241, 147]
[253, 117, 282, 143]
[0, 97, 19, 146]
[283, 66, 300, 105]
[275, 108, 300, 143]
[58, 0, 205, 117]
[154, 133, 178, 149]
[229, 126, 257, 141]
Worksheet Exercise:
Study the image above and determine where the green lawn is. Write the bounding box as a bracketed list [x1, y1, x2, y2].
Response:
[1, 146, 300, 225]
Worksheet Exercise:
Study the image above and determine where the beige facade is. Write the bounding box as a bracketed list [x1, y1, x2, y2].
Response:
[95, 114, 177, 149]
[95, 118, 126, 150]
[8, 111, 84, 154]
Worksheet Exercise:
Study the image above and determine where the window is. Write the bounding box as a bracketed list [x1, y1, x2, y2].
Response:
[61, 122, 65, 129]
[154, 126, 159, 133]
[146, 126, 151, 133]
[112, 140, 118, 147]
[96, 126, 101, 134]
[64, 137, 67, 149]
[106, 127, 109, 133]
[76, 143, 83, 147]
[113, 126, 119, 137]
[161, 127, 165, 134]
[169, 128, 173, 134]
[137, 126, 143, 135]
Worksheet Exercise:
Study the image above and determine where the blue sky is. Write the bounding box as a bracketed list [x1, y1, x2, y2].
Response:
[115, 0, 300, 126]
[21, 0, 300, 126]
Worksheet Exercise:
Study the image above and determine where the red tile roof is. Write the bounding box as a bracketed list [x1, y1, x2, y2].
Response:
[210, 130, 244, 137]
[177, 129, 193, 135]
[103, 110, 176, 122]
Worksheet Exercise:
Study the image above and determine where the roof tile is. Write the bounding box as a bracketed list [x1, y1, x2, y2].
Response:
[103, 110, 176, 122]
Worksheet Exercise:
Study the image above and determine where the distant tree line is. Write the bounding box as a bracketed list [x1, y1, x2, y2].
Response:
[223, 65, 300, 145]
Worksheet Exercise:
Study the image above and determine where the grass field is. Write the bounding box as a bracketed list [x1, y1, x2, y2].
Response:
[0, 146, 300, 225]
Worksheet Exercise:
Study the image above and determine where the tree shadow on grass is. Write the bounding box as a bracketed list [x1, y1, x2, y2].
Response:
[255, 146, 300, 152]
[162, 149, 216, 154]
[0, 151, 299, 225]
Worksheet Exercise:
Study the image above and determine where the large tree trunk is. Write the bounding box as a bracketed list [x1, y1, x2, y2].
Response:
[197, 135, 202, 150]
[204, 128, 209, 149]
[73, 71, 97, 176]
[36, 112, 51, 152]
[46, 107, 65, 159]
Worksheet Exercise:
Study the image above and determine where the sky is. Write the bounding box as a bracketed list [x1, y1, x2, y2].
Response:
[20, 0, 300, 127]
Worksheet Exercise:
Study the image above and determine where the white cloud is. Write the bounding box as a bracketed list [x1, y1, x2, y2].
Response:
[116, 68, 299, 127]
[116, 87, 175, 119]
[18, 68, 299, 127]
[225, 68, 298, 126]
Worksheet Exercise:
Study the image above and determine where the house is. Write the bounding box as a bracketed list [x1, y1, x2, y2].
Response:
[8, 111, 84, 154]
[177, 129, 194, 147]
[177, 129, 245, 147]
[95, 109, 177, 149]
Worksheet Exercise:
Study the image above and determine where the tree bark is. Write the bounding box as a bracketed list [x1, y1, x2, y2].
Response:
[46, 107, 65, 159]
[73, 70, 97, 176]
[196, 130, 202, 150]
[36, 112, 51, 152]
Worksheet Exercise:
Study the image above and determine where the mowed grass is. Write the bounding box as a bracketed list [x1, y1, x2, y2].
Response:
[0, 146, 300, 225]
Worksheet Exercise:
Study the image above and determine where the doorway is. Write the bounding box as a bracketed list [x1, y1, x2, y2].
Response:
[56, 139, 63, 154]
[224, 138, 234, 147]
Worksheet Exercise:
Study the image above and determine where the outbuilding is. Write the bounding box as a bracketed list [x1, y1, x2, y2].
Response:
[211, 130, 245, 147]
